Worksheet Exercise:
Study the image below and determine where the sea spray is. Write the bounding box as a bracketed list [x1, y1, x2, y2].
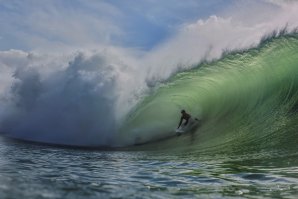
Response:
[0, 51, 140, 146]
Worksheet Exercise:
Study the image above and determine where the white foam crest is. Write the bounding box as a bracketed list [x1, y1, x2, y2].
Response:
[0, 49, 145, 146]
[142, 2, 298, 84]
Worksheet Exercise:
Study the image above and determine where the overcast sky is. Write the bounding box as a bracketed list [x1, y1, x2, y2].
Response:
[1, 0, 290, 52]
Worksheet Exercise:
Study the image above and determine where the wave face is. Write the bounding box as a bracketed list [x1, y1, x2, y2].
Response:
[118, 34, 298, 152]
[1, 33, 298, 150]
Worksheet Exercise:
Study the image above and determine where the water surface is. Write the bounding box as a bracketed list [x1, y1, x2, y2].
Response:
[1, 137, 298, 199]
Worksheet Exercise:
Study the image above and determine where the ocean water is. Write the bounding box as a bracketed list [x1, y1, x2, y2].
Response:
[1, 137, 298, 199]
[1, 34, 298, 198]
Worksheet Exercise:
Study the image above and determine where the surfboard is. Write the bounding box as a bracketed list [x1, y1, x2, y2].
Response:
[175, 127, 184, 136]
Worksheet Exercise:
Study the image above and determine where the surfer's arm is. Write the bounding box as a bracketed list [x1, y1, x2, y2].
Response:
[178, 117, 183, 128]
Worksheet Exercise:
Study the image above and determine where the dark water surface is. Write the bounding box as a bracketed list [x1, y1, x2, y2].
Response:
[1, 137, 298, 199]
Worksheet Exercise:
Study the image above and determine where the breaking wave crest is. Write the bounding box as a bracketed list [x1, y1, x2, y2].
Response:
[0, 33, 298, 150]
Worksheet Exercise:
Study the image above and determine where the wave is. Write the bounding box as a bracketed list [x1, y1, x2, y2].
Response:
[0, 33, 298, 150]
[117, 33, 298, 152]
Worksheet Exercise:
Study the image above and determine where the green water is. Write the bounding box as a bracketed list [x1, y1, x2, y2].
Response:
[119, 34, 298, 152]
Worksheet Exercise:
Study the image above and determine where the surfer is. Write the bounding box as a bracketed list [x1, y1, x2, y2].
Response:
[177, 110, 198, 129]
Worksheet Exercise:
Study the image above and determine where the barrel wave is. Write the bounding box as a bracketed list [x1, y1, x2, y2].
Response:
[118, 33, 298, 153]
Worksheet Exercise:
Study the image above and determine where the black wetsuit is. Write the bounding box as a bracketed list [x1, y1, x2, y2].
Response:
[178, 112, 191, 128]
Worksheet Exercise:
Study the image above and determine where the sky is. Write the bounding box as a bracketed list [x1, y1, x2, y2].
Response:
[0, 0, 230, 50]
[0, 0, 297, 53]
[0, 0, 263, 51]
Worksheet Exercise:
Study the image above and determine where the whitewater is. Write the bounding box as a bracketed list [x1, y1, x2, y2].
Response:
[0, 31, 297, 148]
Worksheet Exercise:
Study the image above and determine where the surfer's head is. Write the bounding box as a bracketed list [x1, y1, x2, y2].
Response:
[181, 110, 186, 114]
